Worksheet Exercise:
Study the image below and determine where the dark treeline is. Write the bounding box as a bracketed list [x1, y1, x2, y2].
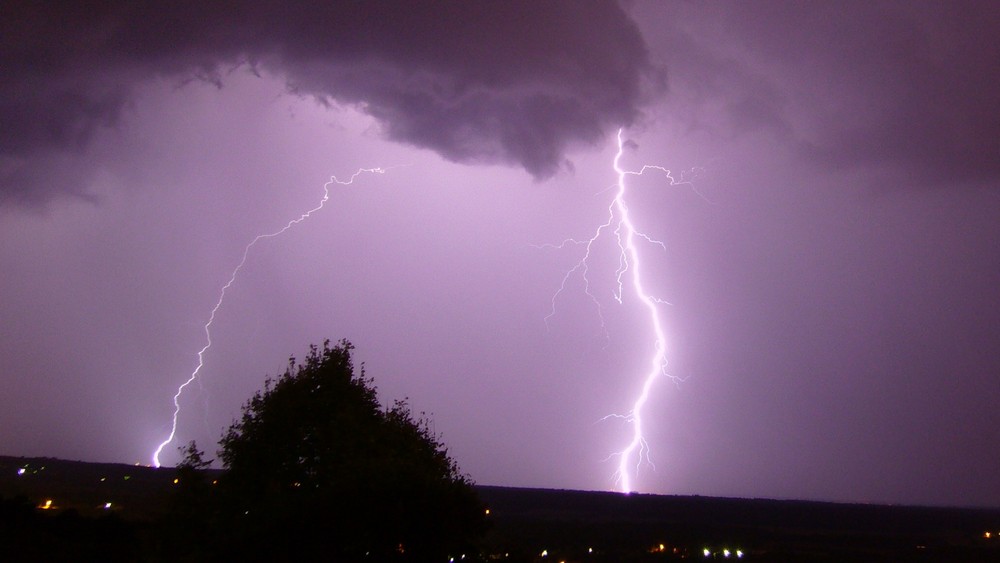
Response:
[1, 340, 998, 561]
[2, 341, 488, 561]
[4, 464, 1000, 561]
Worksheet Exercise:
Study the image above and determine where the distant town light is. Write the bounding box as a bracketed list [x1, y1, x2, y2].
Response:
[737, 549, 744, 558]
[39, 500, 53, 510]
[541, 549, 548, 557]
[17, 468, 25, 476]
[985, 531, 992, 539]
[104, 502, 112, 509]
[724, 548, 731, 557]
[173, 478, 179, 484]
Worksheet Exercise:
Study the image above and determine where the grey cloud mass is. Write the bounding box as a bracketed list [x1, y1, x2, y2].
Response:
[636, 0, 1000, 190]
[1, 1, 653, 205]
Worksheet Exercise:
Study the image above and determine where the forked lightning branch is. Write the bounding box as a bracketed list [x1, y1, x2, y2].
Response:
[152, 167, 385, 467]
[153, 129, 693, 496]
[542, 129, 692, 493]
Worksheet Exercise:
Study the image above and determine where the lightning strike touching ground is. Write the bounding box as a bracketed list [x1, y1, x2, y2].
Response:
[542, 129, 692, 494]
[151, 167, 385, 467]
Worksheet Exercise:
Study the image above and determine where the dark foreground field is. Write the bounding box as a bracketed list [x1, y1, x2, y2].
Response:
[2, 455, 998, 561]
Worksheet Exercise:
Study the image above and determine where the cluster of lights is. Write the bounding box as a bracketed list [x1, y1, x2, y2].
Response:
[13, 463, 229, 516]
[703, 547, 744, 559]
[985, 531, 1000, 539]
[649, 542, 682, 555]
[528, 539, 750, 561]
[33, 497, 116, 511]
[465, 540, 747, 562]
[15, 465, 121, 513]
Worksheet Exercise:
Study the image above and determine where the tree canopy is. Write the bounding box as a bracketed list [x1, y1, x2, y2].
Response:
[216, 339, 486, 560]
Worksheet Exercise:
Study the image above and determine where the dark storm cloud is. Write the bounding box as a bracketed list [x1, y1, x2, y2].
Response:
[641, 1, 1000, 190]
[0, 0, 653, 205]
[730, 1, 1000, 188]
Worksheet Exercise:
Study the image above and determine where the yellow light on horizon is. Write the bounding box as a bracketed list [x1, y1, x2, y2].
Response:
[39, 500, 53, 510]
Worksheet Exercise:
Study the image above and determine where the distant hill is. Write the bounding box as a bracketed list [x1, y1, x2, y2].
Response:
[476, 486, 1000, 561]
[0, 454, 187, 520]
[2, 455, 999, 561]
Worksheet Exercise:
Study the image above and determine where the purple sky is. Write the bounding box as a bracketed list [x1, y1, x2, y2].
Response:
[2, 1, 999, 507]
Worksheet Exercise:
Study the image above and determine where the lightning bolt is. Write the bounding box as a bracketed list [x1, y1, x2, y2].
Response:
[542, 129, 694, 493]
[151, 167, 385, 467]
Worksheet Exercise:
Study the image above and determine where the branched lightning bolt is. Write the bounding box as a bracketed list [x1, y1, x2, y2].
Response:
[541, 129, 694, 493]
[152, 167, 385, 467]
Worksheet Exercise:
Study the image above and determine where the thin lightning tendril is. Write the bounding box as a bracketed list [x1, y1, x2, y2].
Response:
[542, 129, 693, 494]
[151, 167, 385, 467]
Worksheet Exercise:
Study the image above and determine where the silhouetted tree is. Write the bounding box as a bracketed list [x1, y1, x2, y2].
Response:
[217, 339, 486, 560]
[175, 440, 213, 506]
[160, 441, 216, 559]
[178, 441, 212, 473]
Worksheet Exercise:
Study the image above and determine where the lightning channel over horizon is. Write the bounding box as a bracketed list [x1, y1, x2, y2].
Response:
[151, 167, 385, 468]
[542, 128, 692, 493]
